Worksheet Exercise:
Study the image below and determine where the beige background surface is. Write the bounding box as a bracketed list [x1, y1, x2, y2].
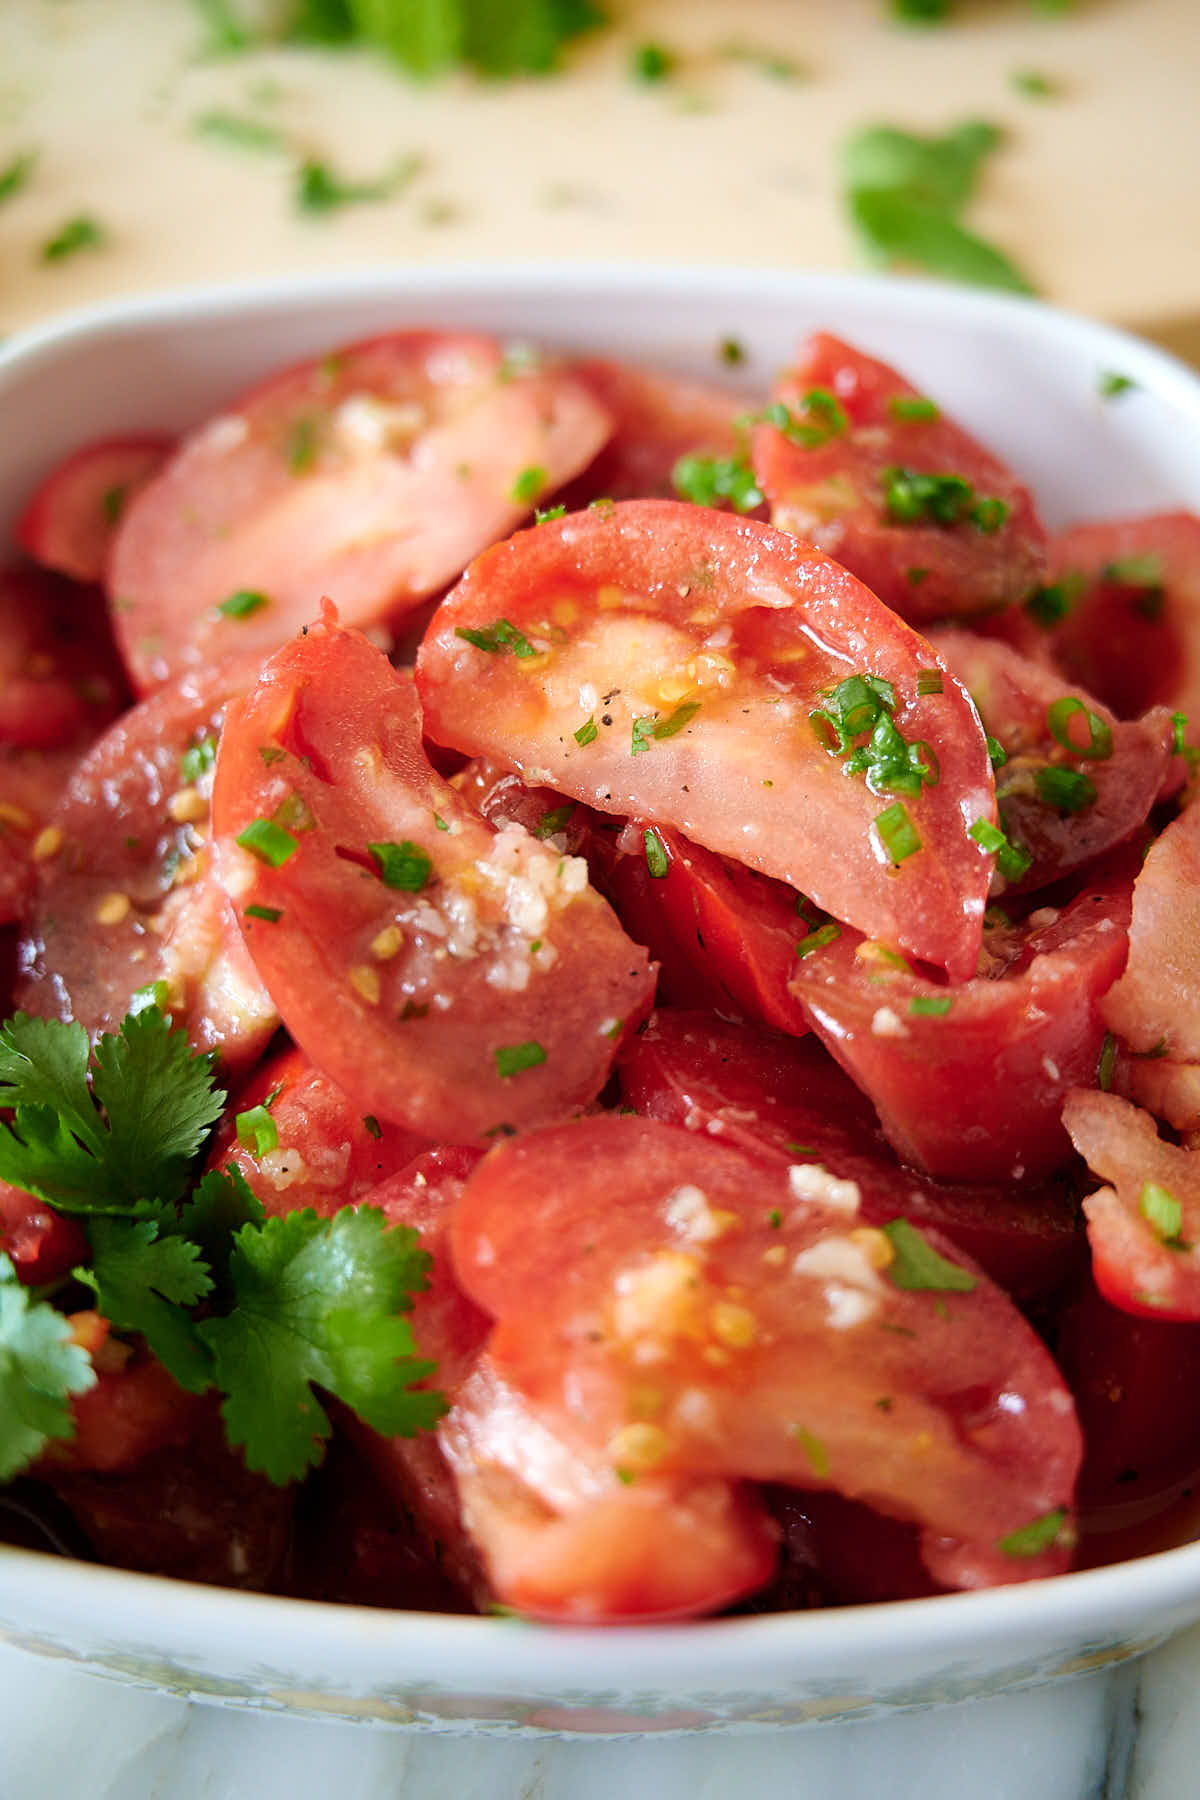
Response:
[1, 0, 1198, 356]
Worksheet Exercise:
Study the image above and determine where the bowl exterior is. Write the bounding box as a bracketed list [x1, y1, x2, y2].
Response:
[2, 265, 1200, 1731]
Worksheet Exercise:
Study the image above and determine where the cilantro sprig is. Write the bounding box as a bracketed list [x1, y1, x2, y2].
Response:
[0, 1009, 443, 1484]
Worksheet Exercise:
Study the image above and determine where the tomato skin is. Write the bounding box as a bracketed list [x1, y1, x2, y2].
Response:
[451, 1115, 1082, 1591]
[932, 627, 1177, 896]
[1064, 1089, 1200, 1323]
[619, 1010, 1084, 1303]
[210, 1046, 431, 1217]
[108, 331, 612, 692]
[417, 499, 995, 983]
[13, 653, 278, 1069]
[790, 863, 1133, 1183]
[15, 434, 172, 584]
[212, 617, 655, 1142]
[1045, 513, 1200, 723]
[751, 333, 1046, 624]
[0, 1180, 89, 1286]
[1053, 1271, 1200, 1531]
[555, 358, 761, 512]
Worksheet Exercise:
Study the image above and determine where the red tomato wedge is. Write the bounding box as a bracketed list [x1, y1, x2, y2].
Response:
[788, 861, 1134, 1182]
[15, 434, 172, 584]
[209, 1045, 431, 1216]
[1046, 513, 1200, 725]
[13, 653, 278, 1068]
[108, 332, 612, 692]
[750, 333, 1046, 624]
[1053, 1270, 1200, 1532]
[417, 501, 995, 982]
[931, 627, 1177, 895]
[1101, 800, 1200, 1062]
[1065, 1089, 1200, 1322]
[210, 615, 655, 1142]
[441, 1360, 778, 1623]
[555, 358, 760, 511]
[450, 1116, 1082, 1591]
[619, 1010, 1084, 1302]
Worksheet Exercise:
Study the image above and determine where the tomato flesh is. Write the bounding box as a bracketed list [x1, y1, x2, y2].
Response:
[451, 1115, 1082, 1590]
[108, 331, 612, 691]
[15, 434, 171, 585]
[751, 333, 1046, 624]
[211, 616, 655, 1141]
[417, 500, 995, 982]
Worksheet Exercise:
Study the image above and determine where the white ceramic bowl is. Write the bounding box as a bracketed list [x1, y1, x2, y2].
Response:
[2, 266, 1200, 1735]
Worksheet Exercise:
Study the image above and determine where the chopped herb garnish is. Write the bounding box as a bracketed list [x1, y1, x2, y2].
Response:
[179, 735, 217, 785]
[41, 215, 106, 263]
[1103, 552, 1164, 588]
[193, 109, 286, 152]
[997, 1508, 1070, 1559]
[1099, 370, 1137, 400]
[1140, 1181, 1185, 1247]
[100, 485, 128, 526]
[889, 395, 940, 423]
[644, 827, 670, 879]
[882, 1218, 977, 1292]
[245, 903, 282, 923]
[295, 153, 419, 216]
[631, 714, 656, 756]
[761, 388, 849, 450]
[1011, 69, 1055, 100]
[1034, 765, 1097, 813]
[788, 1423, 831, 1478]
[494, 1040, 548, 1079]
[534, 805, 574, 840]
[916, 668, 944, 696]
[574, 717, 599, 747]
[718, 336, 746, 364]
[399, 1000, 429, 1022]
[672, 452, 763, 514]
[795, 922, 841, 958]
[258, 745, 287, 766]
[632, 41, 674, 83]
[766, 1208, 783, 1228]
[1046, 695, 1113, 761]
[510, 464, 548, 506]
[534, 503, 566, 524]
[968, 818, 1031, 883]
[369, 840, 433, 892]
[272, 791, 314, 834]
[986, 735, 1008, 770]
[875, 801, 921, 864]
[285, 414, 319, 473]
[129, 980, 170, 1018]
[1025, 576, 1083, 628]
[236, 1104, 278, 1157]
[909, 994, 953, 1017]
[236, 818, 298, 868]
[363, 1115, 383, 1140]
[891, 0, 950, 19]
[652, 701, 700, 740]
[1097, 1032, 1117, 1092]
[0, 151, 36, 207]
[881, 465, 1006, 532]
[454, 618, 536, 658]
[841, 118, 1034, 295]
[217, 588, 269, 619]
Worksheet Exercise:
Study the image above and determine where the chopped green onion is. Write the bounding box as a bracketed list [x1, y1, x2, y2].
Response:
[997, 1508, 1069, 1559]
[888, 395, 940, 422]
[882, 1219, 977, 1291]
[1011, 69, 1056, 100]
[217, 588, 269, 619]
[1046, 695, 1113, 761]
[644, 828, 670, 879]
[1099, 370, 1137, 400]
[968, 818, 1031, 882]
[909, 994, 953, 1017]
[363, 1115, 383, 1140]
[916, 668, 943, 696]
[369, 840, 433, 892]
[631, 41, 674, 82]
[245, 903, 282, 923]
[454, 618, 537, 658]
[1097, 1032, 1117, 1092]
[631, 715, 656, 755]
[534, 805, 574, 840]
[672, 452, 763, 514]
[1103, 553, 1164, 588]
[1140, 1182, 1184, 1246]
[41, 214, 106, 262]
[237, 817, 298, 867]
[179, 735, 217, 784]
[795, 922, 841, 958]
[718, 337, 746, 365]
[788, 1424, 831, 1478]
[652, 702, 700, 740]
[236, 1105, 278, 1157]
[1034, 766, 1097, 813]
[1025, 578, 1083, 628]
[494, 1040, 548, 1078]
[510, 464, 548, 506]
[764, 388, 849, 449]
[534, 503, 566, 524]
[875, 802, 921, 864]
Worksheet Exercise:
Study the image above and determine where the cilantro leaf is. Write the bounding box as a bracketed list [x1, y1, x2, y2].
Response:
[199, 1207, 444, 1484]
[76, 1219, 214, 1395]
[883, 1218, 978, 1292]
[842, 120, 1035, 295]
[0, 1254, 95, 1480]
[0, 1010, 225, 1218]
[174, 1167, 265, 1304]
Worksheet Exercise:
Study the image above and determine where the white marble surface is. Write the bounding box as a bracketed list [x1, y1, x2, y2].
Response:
[4, 1630, 1200, 1800]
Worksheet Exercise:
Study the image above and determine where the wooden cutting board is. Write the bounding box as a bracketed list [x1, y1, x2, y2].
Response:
[0, 0, 1198, 360]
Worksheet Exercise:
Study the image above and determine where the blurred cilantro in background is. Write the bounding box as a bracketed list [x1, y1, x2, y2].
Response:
[194, 0, 606, 76]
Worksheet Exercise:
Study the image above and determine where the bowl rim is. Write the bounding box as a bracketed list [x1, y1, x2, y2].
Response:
[3, 261, 1200, 1707]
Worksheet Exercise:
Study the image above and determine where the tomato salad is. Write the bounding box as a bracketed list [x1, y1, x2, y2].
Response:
[2, 327, 1199, 1622]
